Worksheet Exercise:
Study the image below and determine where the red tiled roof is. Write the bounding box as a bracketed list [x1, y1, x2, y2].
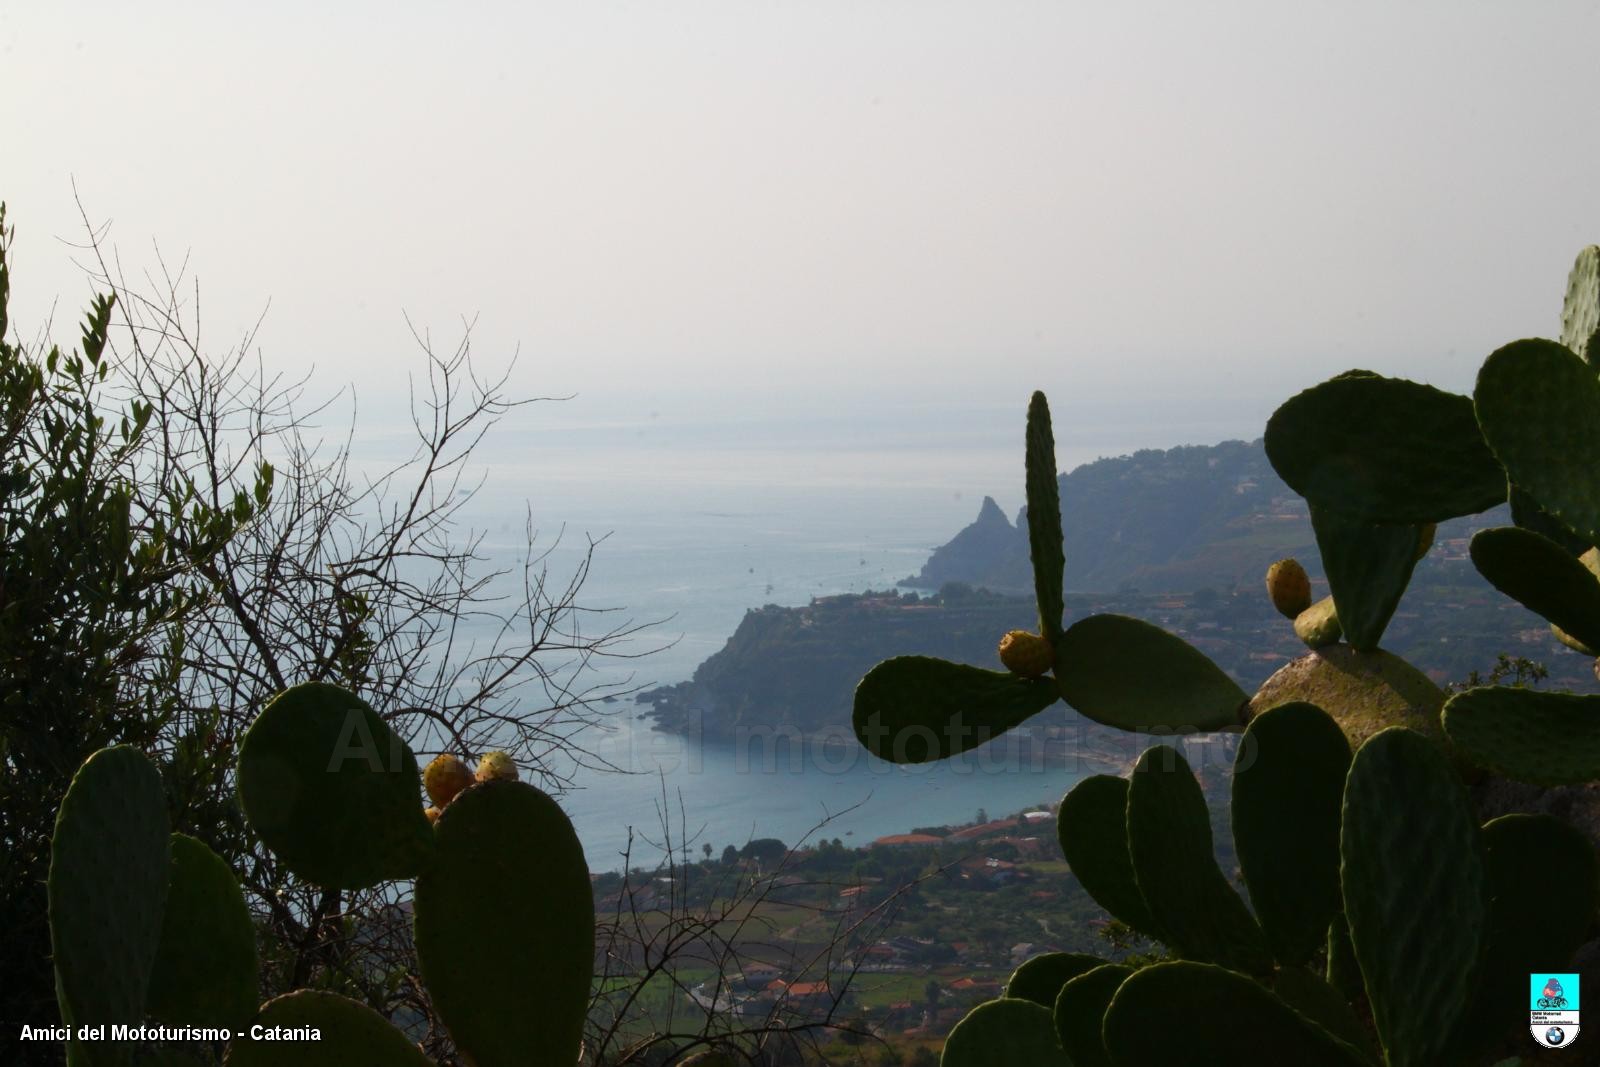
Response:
[947, 819, 1019, 841]
[871, 833, 944, 847]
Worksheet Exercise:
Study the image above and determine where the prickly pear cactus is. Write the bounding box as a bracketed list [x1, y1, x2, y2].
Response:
[236, 682, 433, 888]
[146, 834, 259, 1030]
[1561, 244, 1600, 368]
[1309, 504, 1422, 651]
[413, 778, 594, 1067]
[1003, 951, 1102, 1008]
[222, 990, 433, 1066]
[1124, 746, 1271, 976]
[1443, 687, 1600, 784]
[1231, 702, 1350, 968]
[474, 749, 518, 783]
[1248, 644, 1446, 756]
[1025, 390, 1067, 646]
[1448, 813, 1598, 1062]
[1341, 728, 1488, 1067]
[50, 681, 598, 1067]
[997, 629, 1054, 678]
[49, 746, 171, 1067]
[891, 245, 1600, 1061]
[1475, 337, 1600, 547]
[1292, 595, 1342, 648]
[851, 390, 1248, 759]
[1470, 527, 1600, 652]
[1263, 371, 1503, 524]
[1051, 964, 1132, 1067]
[423, 753, 475, 809]
[1040, 706, 1596, 1066]
[939, 997, 1068, 1067]
[853, 656, 1059, 762]
[1055, 775, 1163, 939]
[1102, 962, 1371, 1066]
[1054, 615, 1246, 732]
[1265, 557, 1313, 619]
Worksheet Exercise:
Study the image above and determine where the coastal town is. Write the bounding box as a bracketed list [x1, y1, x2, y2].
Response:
[586, 786, 1234, 1060]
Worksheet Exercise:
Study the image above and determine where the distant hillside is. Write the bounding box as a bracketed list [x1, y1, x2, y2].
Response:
[638, 436, 1578, 743]
[905, 439, 1499, 595]
[638, 580, 1596, 743]
[640, 587, 1039, 741]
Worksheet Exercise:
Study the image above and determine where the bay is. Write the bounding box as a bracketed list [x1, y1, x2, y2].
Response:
[350, 389, 1257, 870]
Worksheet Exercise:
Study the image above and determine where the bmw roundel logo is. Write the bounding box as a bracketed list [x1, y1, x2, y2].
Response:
[1548, 1026, 1567, 1045]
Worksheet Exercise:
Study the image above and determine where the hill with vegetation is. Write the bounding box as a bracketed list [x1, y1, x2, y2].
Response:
[906, 439, 1313, 594]
[641, 439, 1594, 742]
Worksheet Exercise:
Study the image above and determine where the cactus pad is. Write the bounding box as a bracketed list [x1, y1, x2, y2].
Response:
[1025, 391, 1066, 645]
[1510, 483, 1590, 557]
[146, 834, 259, 1030]
[1469, 527, 1600, 650]
[1056, 775, 1163, 938]
[1264, 373, 1503, 523]
[1051, 964, 1132, 1067]
[1003, 951, 1101, 1008]
[1341, 727, 1488, 1067]
[1102, 962, 1372, 1066]
[236, 682, 433, 888]
[1310, 504, 1419, 651]
[939, 997, 1068, 1066]
[1325, 914, 1361, 1003]
[222, 990, 433, 1066]
[1561, 245, 1600, 368]
[1552, 621, 1598, 656]
[1475, 338, 1600, 546]
[1293, 596, 1342, 648]
[1443, 687, 1600, 784]
[1447, 814, 1599, 1061]
[49, 746, 171, 1067]
[1231, 702, 1351, 968]
[413, 779, 593, 1067]
[1270, 967, 1371, 1054]
[1054, 614, 1246, 732]
[1126, 746, 1272, 975]
[852, 656, 1059, 763]
[1248, 646, 1446, 757]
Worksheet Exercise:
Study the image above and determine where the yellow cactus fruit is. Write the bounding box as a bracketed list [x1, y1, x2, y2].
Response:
[424, 806, 441, 825]
[475, 750, 519, 783]
[1415, 522, 1436, 561]
[997, 630, 1055, 678]
[1265, 558, 1313, 619]
[423, 754, 475, 809]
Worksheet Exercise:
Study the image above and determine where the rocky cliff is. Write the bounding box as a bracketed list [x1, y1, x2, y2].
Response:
[905, 439, 1310, 594]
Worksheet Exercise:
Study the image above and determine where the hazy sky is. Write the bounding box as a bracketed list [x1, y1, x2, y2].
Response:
[7, 2, 1600, 442]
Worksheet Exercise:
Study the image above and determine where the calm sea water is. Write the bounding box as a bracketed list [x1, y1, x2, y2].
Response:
[351, 389, 1263, 870]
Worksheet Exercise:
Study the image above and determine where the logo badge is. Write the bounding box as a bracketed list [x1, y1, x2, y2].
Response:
[1532, 973, 1581, 1049]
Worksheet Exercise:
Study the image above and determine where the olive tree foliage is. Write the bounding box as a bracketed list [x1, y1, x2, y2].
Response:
[0, 202, 662, 1029]
[0, 202, 268, 1031]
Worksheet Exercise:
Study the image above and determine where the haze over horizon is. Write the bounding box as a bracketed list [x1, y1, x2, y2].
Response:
[8, 3, 1600, 459]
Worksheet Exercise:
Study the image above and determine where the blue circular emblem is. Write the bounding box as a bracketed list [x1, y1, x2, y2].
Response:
[1547, 1026, 1567, 1046]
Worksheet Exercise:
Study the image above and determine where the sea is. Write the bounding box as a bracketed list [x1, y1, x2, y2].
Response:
[349, 385, 1267, 872]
